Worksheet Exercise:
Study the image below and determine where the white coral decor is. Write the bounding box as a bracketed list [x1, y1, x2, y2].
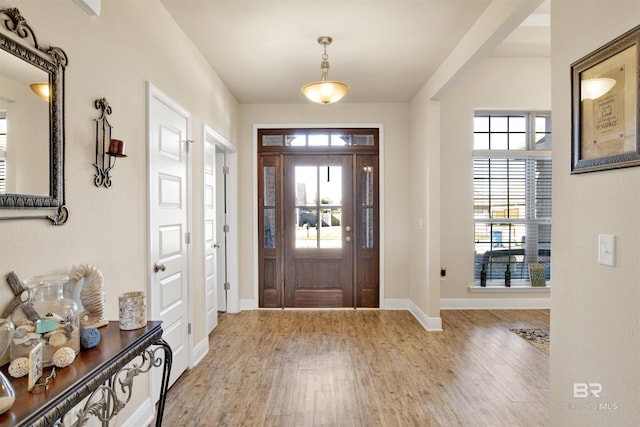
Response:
[8, 357, 29, 378]
[52, 347, 76, 368]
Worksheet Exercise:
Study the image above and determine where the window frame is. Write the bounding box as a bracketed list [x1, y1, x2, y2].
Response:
[473, 111, 552, 287]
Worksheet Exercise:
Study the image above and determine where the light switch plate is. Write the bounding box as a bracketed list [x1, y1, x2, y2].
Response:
[598, 234, 615, 267]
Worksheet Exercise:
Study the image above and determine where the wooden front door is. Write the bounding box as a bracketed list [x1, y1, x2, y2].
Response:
[284, 155, 353, 307]
[257, 128, 379, 309]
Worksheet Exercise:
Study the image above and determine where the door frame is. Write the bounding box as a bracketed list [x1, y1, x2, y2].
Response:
[250, 123, 385, 310]
[204, 125, 239, 314]
[146, 82, 192, 394]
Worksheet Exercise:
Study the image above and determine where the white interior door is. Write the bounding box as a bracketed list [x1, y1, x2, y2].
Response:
[148, 83, 191, 389]
[215, 150, 227, 313]
[204, 130, 218, 332]
[203, 127, 238, 314]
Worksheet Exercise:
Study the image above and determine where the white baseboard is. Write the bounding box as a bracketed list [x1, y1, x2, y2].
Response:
[121, 397, 154, 427]
[240, 299, 258, 310]
[384, 299, 442, 331]
[408, 300, 443, 331]
[382, 299, 410, 309]
[191, 336, 209, 368]
[441, 297, 551, 310]
[239, 298, 444, 331]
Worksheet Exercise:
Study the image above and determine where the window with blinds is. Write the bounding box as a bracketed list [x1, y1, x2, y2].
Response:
[473, 112, 552, 284]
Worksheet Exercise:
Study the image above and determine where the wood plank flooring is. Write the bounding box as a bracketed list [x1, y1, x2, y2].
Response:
[161, 309, 549, 426]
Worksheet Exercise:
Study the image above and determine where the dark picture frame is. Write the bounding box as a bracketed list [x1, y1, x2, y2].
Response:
[571, 24, 640, 173]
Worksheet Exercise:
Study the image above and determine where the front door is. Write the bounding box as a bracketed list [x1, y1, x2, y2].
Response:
[257, 128, 380, 309]
[284, 155, 353, 307]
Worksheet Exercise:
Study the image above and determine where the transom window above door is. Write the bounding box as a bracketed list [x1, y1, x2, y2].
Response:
[258, 129, 378, 153]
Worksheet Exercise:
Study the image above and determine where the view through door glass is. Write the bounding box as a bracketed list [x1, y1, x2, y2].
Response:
[295, 165, 343, 249]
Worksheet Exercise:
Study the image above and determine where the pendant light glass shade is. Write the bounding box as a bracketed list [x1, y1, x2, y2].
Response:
[301, 36, 349, 104]
[301, 80, 349, 104]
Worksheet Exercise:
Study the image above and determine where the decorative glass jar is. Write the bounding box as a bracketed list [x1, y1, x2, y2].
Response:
[0, 318, 15, 414]
[10, 275, 79, 368]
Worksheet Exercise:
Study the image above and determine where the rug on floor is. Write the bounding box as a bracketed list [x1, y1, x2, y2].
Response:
[509, 328, 549, 355]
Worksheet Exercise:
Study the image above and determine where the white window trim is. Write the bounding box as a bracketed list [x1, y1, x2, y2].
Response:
[472, 111, 552, 288]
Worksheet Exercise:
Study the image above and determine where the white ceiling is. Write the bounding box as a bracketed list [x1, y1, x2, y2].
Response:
[160, 0, 550, 104]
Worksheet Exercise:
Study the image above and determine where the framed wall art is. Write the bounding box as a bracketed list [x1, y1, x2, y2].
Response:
[571, 24, 640, 173]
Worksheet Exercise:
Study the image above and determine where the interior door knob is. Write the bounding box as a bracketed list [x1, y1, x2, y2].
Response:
[213, 243, 221, 248]
[345, 226, 351, 232]
[153, 263, 166, 273]
[345, 236, 352, 243]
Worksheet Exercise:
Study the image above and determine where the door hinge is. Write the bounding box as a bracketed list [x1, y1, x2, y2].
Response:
[185, 232, 191, 244]
[188, 323, 192, 334]
[224, 282, 230, 290]
[223, 224, 230, 233]
[223, 166, 230, 175]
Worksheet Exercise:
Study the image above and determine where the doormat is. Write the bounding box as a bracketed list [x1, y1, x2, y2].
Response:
[509, 328, 549, 355]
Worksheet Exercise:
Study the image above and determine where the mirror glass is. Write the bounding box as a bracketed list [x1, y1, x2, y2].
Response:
[0, 48, 50, 196]
[0, 8, 67, 224]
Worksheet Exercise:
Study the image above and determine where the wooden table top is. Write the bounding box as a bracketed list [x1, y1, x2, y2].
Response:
[0, 321, 163, 427]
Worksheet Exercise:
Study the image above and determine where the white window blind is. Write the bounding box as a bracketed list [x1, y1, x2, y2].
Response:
[473, 112, 552, 283]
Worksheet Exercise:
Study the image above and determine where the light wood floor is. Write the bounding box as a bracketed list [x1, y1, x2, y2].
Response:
[161, 309, 549, 427]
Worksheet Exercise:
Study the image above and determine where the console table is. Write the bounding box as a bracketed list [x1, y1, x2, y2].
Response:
[0, 321, 172, 427]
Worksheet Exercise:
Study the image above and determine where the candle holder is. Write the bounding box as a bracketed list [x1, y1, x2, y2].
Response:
[94, 98, 126, 188]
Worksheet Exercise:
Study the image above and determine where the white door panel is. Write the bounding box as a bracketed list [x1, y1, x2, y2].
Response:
[204, 134, 218, 333]
[215, 152, 227, 313]
[204, 125, 237, 324]
[148, 83, 191, 391]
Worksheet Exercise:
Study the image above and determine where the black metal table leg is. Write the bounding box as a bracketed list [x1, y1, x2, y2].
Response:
[154, 339, 173, 427]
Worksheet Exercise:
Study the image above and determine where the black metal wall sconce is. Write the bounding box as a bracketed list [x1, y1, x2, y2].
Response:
[94, 97, 126, 188]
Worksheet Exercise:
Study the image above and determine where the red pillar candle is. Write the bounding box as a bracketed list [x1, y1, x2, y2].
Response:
[107, 139, 126, 156]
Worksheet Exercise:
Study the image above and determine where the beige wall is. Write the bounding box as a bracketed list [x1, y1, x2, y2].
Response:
[0, 0, 238, 420]
[7, 0, 638, 425]
[551, 1, 640, 425]
[440, 56, 551, 300]
[237, 103, 411, 304]
[408, 91, 441, 323]
[405, 56, 552, 322]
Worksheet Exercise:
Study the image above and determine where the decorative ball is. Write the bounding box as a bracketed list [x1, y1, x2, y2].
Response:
[52, 347, 76, 368]
[80, 327, 101, 349]
[8, 357, 29, 378]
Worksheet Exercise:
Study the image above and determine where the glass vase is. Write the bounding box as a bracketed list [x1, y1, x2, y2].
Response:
[0, 318, 15, 414]
[10, 275, 79, 368]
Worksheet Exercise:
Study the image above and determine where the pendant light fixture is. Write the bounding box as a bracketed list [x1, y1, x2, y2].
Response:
[301, 36, 349, 104]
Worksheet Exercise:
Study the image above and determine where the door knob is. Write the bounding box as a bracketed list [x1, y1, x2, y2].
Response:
[345, 226, 351, 232]
[345, 236, 352, 243]
[153, 263, 166, 273]
[213, 243, 221, 248]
